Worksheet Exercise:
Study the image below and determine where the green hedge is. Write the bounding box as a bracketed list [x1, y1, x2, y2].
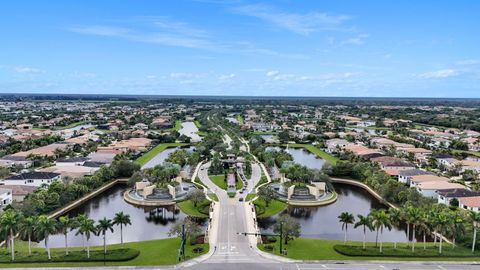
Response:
[0, 248, 140, 263]
[333, 245, 480, 258]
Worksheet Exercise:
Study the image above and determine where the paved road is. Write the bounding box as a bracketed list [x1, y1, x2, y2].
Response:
[197, 162, 272, 265]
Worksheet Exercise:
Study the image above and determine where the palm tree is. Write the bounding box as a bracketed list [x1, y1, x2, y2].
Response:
[75, 214, 88, 250]
[76, 217, 96, 258]
[0, 209, 22, 261]
[113, 212, 131, 248]
[354, 214, 373, 250]
[435, 212, 450, 254]
[449, 211, 465, 249]
[57, 216, 74, 255]
[371, 209, 392, 253]
[19, 216, 37, 256]
[36, 215, 58, 260]
[97, 217, 114, 254]
[338, 212, 355, 244]
[388, 208, 402, 249]
[418, 214, 431, 250]
[470, 211, 480, 253]
[408, 207, 422, 253]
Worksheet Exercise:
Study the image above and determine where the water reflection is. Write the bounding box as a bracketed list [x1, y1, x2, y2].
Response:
[266, 146, 325, 169]
[39, 184, 206, 248]
[259, 184, 417, 242]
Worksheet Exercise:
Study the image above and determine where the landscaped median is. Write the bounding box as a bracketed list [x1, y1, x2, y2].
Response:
[285, 144, 339, 165]
[0, 237, 208, 268]
[134, 143, 187, 166]
[176, 198, 210, 218]
[253, 197, 287, 218]
[258, 238, 480, 261]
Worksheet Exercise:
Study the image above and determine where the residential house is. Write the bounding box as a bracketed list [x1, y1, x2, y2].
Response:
[2, 172, 61, 187]
[398, 169, 434, 185]
[459, 196, 480, 212]
[0, 188, 12, 208]
[437, 188, 480, 205]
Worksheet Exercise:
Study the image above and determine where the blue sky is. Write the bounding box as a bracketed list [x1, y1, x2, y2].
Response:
[0, 0, 479, 97]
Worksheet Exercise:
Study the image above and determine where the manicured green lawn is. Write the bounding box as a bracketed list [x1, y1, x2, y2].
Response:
[177, 199, 210, 218]
[245, 193, 256, 201]
[252, 131, 278, 135]
[0, 238, 208, 267]
[236, 175, 244, 190]
[194, 120, 202, 128]
[286, 144, 339, 165]
[135, 143, 187, 166]
[56, 121, 87, 130]
[209, 175, 227, 189]
[207, 193, 218, 202]
[236, 115, 244, 125]
[258, 238, 480, 261]
[452, 149, 480, 158]
[254, 197, 287, 217]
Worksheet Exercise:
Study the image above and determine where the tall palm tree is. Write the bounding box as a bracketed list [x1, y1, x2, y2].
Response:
[450, 211, 465, 249]
[113, 212, 131, 248]
[408, 207, 422, 253]
[0, 209, 22, 261]
[436, 212, 450, 254]
[75, 214, 88, 250]
[338, 212, 355, 244]
[97, 217, 114, 254]
[418, 214, 431, 250]
[470, 211, 480, 253]
[57, 216, 74, 255]
[76, 217, 96, 258]
[388, 208, 402, 249]
[19, 216, 37, 256]
[371, 209, 392, 253]
[35, 215, 58, 260]
[428, 210, 440, 247]
[354, 214, 373, 250]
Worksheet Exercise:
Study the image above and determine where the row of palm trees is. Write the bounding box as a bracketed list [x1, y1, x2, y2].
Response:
[0, 209, 132, 261]
[338, 206, 480, 254]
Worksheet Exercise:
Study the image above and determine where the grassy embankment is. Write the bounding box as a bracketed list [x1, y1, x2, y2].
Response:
[259, 238, 480, 261]
[209, 175, 243, 190]
[0, 238, 208, 267]
[286, 143, 339, 165]
[134, 143, 187, 166]
[177, 199, 210, 218]
[253, 197, 287, 217]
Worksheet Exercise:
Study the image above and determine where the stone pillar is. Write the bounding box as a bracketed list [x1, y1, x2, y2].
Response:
[287, 185, 295, 200]
[168, 184, 176, 200]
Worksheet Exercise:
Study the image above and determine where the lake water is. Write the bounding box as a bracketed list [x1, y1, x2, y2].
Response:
[179, 121, 202, 142]
[39, 184, 206, 248]
[141, 146, 195, 170]
[258, 183, 414, 242]
[266, 146, 325, 169]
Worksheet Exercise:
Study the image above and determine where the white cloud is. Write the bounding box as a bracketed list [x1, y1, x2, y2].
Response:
[418, 69, 458, 79]
[266, 70, 280, 77]
[219, 73, 236, 80]
[456, 59, 479, 66]
[233, 4, 350, 35]
[14, 66, 44, 74]
[340, 34, 369, 46]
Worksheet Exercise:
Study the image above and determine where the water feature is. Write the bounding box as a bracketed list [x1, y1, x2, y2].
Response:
[179, 121, 202, 142]
[258, 183, 413, 242]
[141, 146, 195, 170]
[40, 184, 206, 248]
[266, 146, 325, 169]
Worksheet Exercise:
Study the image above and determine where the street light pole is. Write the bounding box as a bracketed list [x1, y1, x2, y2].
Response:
[279, 222, 283, 255]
